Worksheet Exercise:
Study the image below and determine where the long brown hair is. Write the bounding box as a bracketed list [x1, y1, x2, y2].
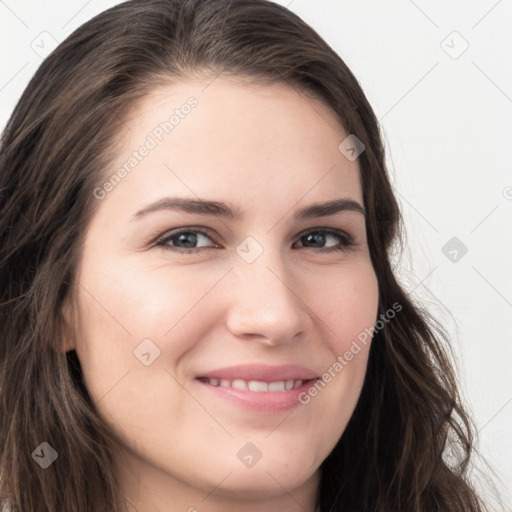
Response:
[0, 1, 496, 510]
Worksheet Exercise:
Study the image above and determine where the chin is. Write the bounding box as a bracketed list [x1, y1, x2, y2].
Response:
[214, 463, 319, 500]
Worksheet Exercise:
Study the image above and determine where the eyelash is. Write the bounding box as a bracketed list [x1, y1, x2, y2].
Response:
[154, 227, 356, 254]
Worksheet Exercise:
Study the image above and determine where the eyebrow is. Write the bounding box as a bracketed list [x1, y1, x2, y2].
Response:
[132, 197, 365, 222]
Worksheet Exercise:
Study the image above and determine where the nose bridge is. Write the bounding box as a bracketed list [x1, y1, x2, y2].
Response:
[225, 240, 307, 343]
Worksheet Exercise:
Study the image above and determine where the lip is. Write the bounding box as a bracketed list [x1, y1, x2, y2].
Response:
[198, 364, 318, 382]
[195, 364, 319, 413]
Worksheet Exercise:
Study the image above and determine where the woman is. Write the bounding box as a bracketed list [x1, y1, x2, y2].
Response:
[0, 0, 497, 510]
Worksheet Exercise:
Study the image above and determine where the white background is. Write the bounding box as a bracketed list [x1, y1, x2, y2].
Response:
[1, 0, 511, 509]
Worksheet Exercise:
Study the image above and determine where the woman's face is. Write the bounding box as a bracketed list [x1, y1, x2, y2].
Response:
[64, 77, 379, 509]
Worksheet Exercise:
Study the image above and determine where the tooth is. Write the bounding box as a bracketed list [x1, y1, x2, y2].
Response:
[219, 379, 231, 388]
[285, 380, 294, 390]
[248, 380, 269, 392]
[268, 381, 286, 392]
[209, 378, 220, 386]
[293, 380, 303, 389]
[232, 379, 248, 390]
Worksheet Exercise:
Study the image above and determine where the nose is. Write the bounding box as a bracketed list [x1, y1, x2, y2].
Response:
[224, 252, 310, 346]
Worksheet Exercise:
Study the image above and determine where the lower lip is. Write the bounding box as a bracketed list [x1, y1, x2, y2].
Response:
[196, 379, 318, 413]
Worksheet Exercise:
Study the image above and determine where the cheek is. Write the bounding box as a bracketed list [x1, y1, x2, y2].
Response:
[308, 260, 379, 354]
[301, 261, 378, 417]
[77, 251, 225, 335]
[72, 256, 230, 391]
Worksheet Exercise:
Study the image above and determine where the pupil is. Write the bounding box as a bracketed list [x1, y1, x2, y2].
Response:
[305, 233, 325, 247]
[178, 233, 197, 248]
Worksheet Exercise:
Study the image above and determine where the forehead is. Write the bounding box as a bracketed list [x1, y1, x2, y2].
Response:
[100, 76, 363, 215]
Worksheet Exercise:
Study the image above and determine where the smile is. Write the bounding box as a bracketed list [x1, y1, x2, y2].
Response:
[198, 377, 307, 392]
[194, 364, 320, 413]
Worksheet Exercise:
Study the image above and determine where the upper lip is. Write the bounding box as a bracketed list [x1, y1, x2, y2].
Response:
[197, 364, 318, 382]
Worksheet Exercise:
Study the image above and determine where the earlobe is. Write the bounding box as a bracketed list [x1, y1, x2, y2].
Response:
[58, 295, 77, 354]
[58, 335, 76, 354]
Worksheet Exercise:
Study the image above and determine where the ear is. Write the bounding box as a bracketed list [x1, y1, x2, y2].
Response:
[57, 293, 77, 354]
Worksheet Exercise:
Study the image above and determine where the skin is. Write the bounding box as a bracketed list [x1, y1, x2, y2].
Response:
[62, 76, 379, 512]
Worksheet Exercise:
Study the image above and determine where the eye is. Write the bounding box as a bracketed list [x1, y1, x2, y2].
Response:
[154, 227, 355, 254]
[155, 227, 218, 254]
[293, 229, 355, 253]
